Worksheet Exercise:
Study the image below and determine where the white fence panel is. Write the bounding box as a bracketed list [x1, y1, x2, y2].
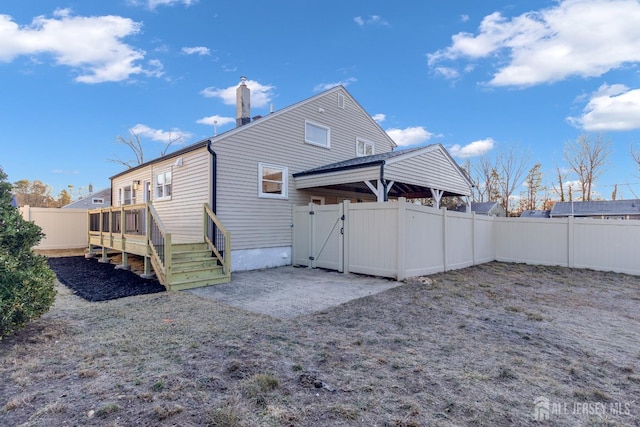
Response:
[20, 206, 87, 250]
[495, 218, 569, 266]
[347, 202, 398, 278]
[474, 215, 495, 264]
[572, 219, 640, 275]
[403, 204, 445, 277]
[292, 205, 312, 267]
[445, 209, 474, 271]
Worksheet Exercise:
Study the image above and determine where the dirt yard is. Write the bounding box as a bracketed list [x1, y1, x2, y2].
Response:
[1, 261, 639, 426]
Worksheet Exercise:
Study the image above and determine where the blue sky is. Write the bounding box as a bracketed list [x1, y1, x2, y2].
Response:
[2, 0, 640, 201]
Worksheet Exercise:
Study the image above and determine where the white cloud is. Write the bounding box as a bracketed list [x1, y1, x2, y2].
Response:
[130, 124, 191, 143]
[448, 138, 495, 158]
[182, 46, 210, 56]
[313, 77, 357, 92]
[129, 0, 198, 9]
[385, 126, 434, 147]
[0, 10, 156, 83]
[428, 0, 640, 87]
[196, 115, 235, 127]
[567, 83, 640, 131]
[372, 113, 386, 123]
[354, 15, 390, 27]
[460, 14, 470, 23]
[433, 66, 460, 80]
[200, 79, 276, 108]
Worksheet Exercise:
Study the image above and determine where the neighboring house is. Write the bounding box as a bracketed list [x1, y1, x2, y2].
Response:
[470, 201, 505, 217]
[62, 188, 111, 209]
[91, 80, 473, 289]
[451, 201, 505, 216]
[520, 210, 551, 218]
[549, 200, 640, 219]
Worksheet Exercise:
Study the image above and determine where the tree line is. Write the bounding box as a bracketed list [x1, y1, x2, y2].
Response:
[463, 133, 629, 217]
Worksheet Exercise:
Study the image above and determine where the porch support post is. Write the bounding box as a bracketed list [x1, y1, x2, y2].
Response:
[431, 188, 444, 209]
[386, 180, 395, 197]
[364, 180, 385, 202]
[465, 195, 471, 213]
[141, 256, 154, 279]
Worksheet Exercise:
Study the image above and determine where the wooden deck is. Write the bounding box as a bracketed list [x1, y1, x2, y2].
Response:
[88, 203, 231, 291]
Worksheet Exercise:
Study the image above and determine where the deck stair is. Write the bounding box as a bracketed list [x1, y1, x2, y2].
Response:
[166, 243, 229, 290]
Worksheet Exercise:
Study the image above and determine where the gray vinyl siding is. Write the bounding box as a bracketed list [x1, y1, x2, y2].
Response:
[111, 148, 210, 242]
[384, 148, 472, 196]
[213, 87, 394, 250]
[294, 166, 380, 188]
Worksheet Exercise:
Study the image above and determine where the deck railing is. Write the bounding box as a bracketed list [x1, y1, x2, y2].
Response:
[147, 203, 171, 279]
[204, 203, 231, 275]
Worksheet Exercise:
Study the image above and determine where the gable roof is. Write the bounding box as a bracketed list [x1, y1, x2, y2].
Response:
[550, 199, 640, 217]
[293, 143, 473, 197]
[110, 85, 396, 180]
[62, 188, 112, 209]
[471, 201, 503, 215]
[292, 145, 425, 177]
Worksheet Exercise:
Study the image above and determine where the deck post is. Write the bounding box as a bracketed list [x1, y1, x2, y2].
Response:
[115, 251, 130, 270]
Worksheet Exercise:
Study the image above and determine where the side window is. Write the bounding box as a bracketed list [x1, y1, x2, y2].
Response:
[122, 186, 132, 205]
[155, 170, 172, 201]
[305, 120, 330, 148]
[258, 163, 288, 199]
[356, 137, 374, 157]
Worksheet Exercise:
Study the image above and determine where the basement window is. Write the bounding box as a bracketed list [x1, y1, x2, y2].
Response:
[154, 170, 172, 201]
[356, 137, 374, 157]
[305, 120, 330, 148]
[259, 163, 288, 199]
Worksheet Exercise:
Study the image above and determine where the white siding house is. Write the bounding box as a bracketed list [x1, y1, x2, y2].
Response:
[108, 82, 473, 272]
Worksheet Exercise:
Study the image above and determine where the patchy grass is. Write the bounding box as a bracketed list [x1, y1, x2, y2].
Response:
[1, 262, 639, 426]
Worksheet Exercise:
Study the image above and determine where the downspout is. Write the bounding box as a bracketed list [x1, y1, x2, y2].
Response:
[206, 139, 217, 213]
[380, 160, 388, 202]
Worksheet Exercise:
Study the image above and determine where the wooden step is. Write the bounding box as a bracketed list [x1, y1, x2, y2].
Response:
[168, 271, 230, 291]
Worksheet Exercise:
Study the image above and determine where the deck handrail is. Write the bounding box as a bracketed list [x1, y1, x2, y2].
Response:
[203, 203, 231, 275]
[147, 202, 171, 279]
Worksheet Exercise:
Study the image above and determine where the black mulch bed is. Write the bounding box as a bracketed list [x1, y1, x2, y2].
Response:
[47, 256, 165, 302]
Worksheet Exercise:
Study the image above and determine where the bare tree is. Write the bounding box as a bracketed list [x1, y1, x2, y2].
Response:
[496, 145, 529, 216]
[469, 156, 501, 203]
[552, 166, 566, 202]
[563, 134, 610, 201]
[523, 163, 543, 211]
[110, 129, 183, 169]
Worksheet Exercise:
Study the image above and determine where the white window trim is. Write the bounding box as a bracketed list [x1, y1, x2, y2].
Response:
[356, 137, 375, 157]
[154, 169, 172, 201]
[337, 93, 345, 109]
[304, 119, 331, 149]
[258, 162, 288, 199]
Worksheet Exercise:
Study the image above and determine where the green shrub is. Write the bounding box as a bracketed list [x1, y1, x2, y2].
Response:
[0, 167, 56, 340]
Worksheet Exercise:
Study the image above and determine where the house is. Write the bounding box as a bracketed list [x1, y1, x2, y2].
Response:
[520, 209, 551, 218]
[89, 79, 473, 290]
[63, 188, 111, 209]
[451, 201, 505, 216]
[549, 200, 640, 219]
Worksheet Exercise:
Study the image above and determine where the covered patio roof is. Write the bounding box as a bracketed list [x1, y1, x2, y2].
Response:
[293, 144, 473, 207]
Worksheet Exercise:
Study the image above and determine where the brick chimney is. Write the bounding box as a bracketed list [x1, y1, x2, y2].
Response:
[236, 76, 250, 127]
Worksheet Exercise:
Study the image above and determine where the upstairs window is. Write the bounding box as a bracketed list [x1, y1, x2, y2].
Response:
[305, 120, 330, 148]
[337, 93, 345, 109]
[356, 137, 374, 157]
[259, 163, 288, 199]
[92, 198, 104, 205]
[155, 170, 172, 201]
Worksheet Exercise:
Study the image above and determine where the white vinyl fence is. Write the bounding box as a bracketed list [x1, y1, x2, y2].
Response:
[293, 198, 640, 280]
[19, 206, 88, 250]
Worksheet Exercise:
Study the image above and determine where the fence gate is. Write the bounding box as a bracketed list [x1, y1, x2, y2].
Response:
[293, 202, 344, 272]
